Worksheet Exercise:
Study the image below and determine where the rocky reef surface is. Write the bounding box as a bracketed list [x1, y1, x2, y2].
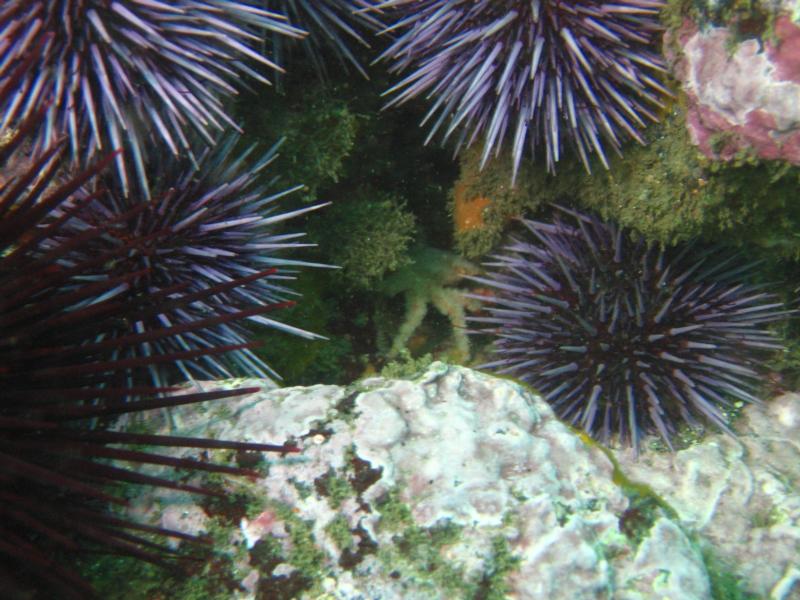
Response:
[112, 364, 800, 599]
[671, 9, 800, 165]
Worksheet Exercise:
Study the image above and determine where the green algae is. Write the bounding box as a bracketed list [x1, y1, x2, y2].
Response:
[702, 547, 761, 600]
[239, 83, 358, 204]
[269, 502, 327, 581]
[473, 536, 523, 600]
[375, 520, 473, 598]
[379, 349, 435, 380]
[449, 143, 551, 259]
[82, 552, 238, 600]
[324, 515, 355, 552]
[577, 430, 682, 545]
[81, 513, 250, 600]
[452, 107, 800, 262]
[374, 488, 414, 530]
[373, 488, 526, 600]
[312, 190, 417, 290]
[661, 0, 782, 52]
[314, 468, 356, 509]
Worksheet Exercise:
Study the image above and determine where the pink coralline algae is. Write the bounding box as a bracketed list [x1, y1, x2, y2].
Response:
[672, 15, 800, 164]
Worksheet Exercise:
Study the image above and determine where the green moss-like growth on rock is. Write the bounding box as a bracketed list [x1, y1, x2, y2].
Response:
[458, 108, 800, 260]
[573, 110, 800, 258]
[374, 488, 414, 531]
[325, 515, 356, 552]
[238, 83, 358, 203]
[314, 468, 357, 509]
[373, 489, 524, 599]
[314, 190, 417, 289]
[379, 350, 435, 380]
[450, 143, 559, 259]
[81, 550, 238, 600]
[474, 536, 523, 600]
[702, 546, 761, 600]
[268, 503, 328, 582]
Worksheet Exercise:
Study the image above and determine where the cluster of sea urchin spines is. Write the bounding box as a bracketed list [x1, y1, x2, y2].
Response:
[45, 134, 331, 384]
[0, 50, 305, 598]
[0, 140, 302, 599]
[468, 208, 787, 449]
[0, 149, 304, 598]
[0, 0, 306, 198]
[372, 0, 670, 180]
[267, 0, 384, 78]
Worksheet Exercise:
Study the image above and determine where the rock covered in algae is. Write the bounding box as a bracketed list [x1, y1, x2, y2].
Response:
[112, 364, 735, 599]
[616, 391, 800, 599]
[671, 11, 800, 166]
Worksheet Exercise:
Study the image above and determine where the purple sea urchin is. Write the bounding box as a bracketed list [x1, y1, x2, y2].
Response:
[0, 102, 298, 599]
[47, 134, 330, 384]
[0, 0, 305, 197]
[371, 0, 670, 180]
[265, 1, 383, 78]
[468, 208, 788, 450]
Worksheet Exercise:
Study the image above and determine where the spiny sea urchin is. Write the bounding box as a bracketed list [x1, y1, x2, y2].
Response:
[468, 207, 788, 450]
[46, 134, 330, 385]
[371, 0, 670, 180]
[265, 0, 383, 78]
[0, 66, 300, 600]
[0, 0, 305, 197]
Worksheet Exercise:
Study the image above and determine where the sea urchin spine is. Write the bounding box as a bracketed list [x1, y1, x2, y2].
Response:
[0, 53, 300, 598]
[371, 0, 670, 179]
[265, 0, 383, 78]
[468, 207, 788, 450]
[45, 134, 331, 385]
[0, 0, 306, 196]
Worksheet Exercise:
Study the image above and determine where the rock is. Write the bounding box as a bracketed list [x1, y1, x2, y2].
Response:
[671, 14, 800, 165]
[121, 364, 727, 599]
[616, 391, 800, 599]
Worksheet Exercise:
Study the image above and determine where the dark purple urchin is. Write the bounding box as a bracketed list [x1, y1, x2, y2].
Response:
[370, 0, 670, 180]
[468, 207, 789, 450]
[0, 75, 298, 598]
[0, 0, 305, 197]
[46, 134, 331, 385]
[265, 1, 383, 78]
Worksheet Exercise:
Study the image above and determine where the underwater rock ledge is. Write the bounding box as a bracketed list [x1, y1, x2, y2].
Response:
[114, 364, 800, 599]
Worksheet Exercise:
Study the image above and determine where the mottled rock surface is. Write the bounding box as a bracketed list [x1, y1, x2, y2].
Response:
[617, 391, 800, 599]
[671, 12, 800, 165]
[123, 364, 732, 599]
